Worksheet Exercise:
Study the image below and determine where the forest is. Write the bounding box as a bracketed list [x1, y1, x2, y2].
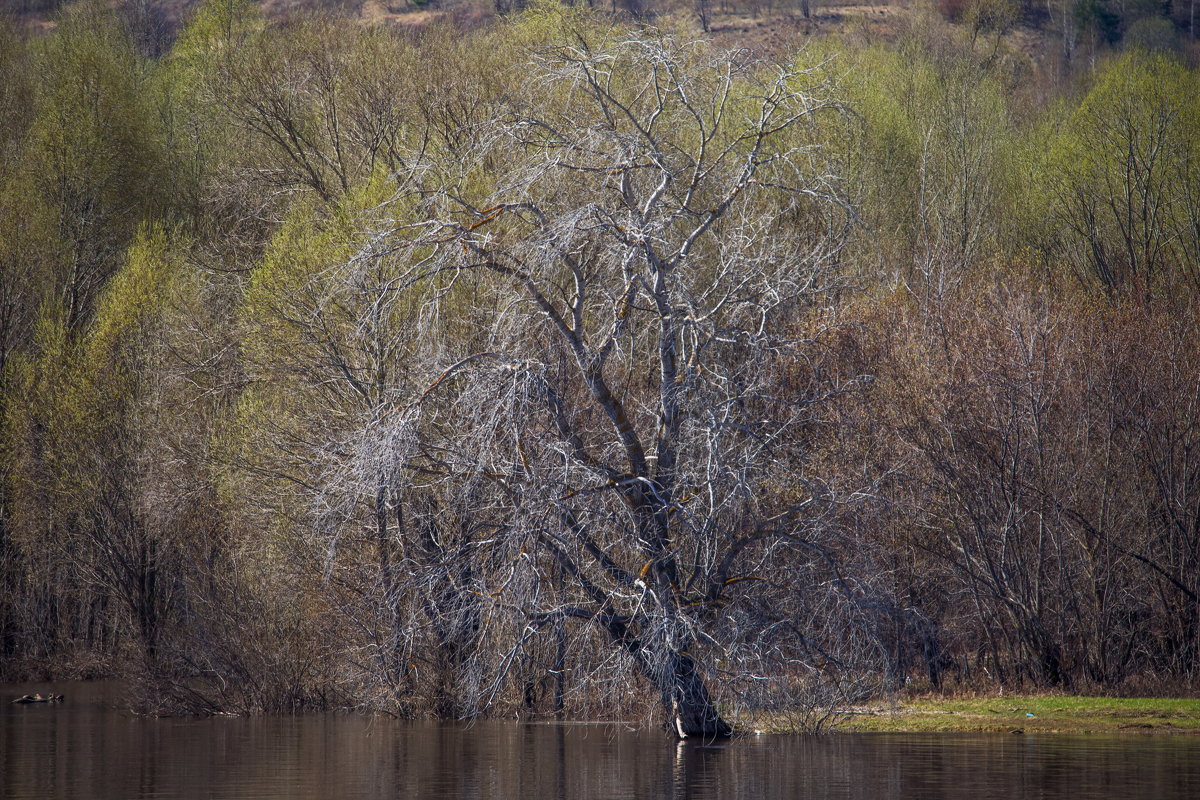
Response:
[0, 0, 1197, 737]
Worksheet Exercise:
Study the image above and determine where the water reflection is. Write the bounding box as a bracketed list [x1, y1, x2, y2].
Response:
[2, 682, 1198, 799]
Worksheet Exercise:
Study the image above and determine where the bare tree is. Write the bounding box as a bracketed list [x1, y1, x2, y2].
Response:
[345, 33, 879, 736]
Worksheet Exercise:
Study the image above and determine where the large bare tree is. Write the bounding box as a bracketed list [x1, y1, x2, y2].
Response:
[244, 30, 882, 736]
[382, 33, 876, 736]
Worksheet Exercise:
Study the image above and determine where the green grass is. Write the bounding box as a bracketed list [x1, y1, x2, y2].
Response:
[839, 696, 1200, 734]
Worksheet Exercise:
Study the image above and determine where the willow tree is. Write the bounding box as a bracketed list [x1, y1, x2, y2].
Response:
[235, 21, 880, 734]
[366, 30, 875, 736]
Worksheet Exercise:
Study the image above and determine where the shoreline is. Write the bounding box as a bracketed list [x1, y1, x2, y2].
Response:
[6, 679, 1199, 736]
[827, 696, 1200, 736]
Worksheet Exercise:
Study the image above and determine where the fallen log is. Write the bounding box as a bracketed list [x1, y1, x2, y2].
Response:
[11, 693, 64, 704]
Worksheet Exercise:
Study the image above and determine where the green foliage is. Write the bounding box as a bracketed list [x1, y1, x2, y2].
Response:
[0, 21, 35, 169]
[505, 0, 620, 47]
[239, 197, 355, 382]
[7, 225, 180, 508]
[837, 40, 1012, 286]
[225, 183, 427, 526]
[85, 224, 180, 374]
[966, 0, 1020, 45]
[1038, 51, 1200, 294]
[156, 0, 263, 219]
[1123, 15, 1180, 52]
[172, 0, 262, 59]
[1, 223, 192, 673]
[23, 1, 172, 329]
[0, 174, 58, 379]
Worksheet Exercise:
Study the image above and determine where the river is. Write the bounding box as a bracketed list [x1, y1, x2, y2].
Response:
[2, 682, 1198, 799]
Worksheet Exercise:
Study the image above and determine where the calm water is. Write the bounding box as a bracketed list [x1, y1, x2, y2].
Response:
[2, 682, 1198, 799]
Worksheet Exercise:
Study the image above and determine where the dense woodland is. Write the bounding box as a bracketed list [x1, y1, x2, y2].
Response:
[0, 0, 1198, 736]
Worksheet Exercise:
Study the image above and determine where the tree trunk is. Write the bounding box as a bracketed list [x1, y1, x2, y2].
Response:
[652, 650, 732, 739]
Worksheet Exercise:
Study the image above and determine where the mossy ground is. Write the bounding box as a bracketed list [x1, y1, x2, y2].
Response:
[835, 696, 1200, 735]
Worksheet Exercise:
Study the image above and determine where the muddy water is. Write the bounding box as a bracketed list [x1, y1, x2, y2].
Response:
[2, 682, 1198, 799]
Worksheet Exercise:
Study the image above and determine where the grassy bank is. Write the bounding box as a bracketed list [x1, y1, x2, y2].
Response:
[837, 696, 1200, 735]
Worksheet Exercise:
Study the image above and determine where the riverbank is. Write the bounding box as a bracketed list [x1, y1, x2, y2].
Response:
[835, 696, 1200, 735]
